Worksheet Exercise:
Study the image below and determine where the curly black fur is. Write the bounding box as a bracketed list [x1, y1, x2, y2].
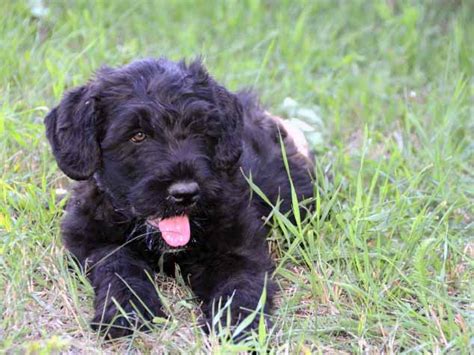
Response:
[44, 58, 313, 339]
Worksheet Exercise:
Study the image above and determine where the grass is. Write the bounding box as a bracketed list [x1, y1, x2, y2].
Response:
[1, 0, 473, 353]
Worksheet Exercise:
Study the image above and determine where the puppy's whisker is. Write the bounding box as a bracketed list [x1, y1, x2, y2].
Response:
[88, 232, 152, 270]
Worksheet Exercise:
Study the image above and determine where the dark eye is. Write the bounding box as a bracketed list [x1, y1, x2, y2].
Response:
[130, 132, 147, 143]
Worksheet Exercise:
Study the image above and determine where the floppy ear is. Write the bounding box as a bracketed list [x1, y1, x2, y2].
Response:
[212, 85, 244, 171]
[187, 58, 243, 171]
[44, 85, 101, 180]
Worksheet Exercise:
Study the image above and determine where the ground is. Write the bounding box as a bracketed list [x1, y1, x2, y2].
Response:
[0, 1, 472, 353]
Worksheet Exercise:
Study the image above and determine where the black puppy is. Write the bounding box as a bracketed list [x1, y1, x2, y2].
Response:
[44, 58, 313, 338]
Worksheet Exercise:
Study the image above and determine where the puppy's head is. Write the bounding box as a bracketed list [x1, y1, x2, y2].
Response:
[45, 58, 244, 247]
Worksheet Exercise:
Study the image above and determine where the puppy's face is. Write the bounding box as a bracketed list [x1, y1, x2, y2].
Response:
[45, 59, 244, 247]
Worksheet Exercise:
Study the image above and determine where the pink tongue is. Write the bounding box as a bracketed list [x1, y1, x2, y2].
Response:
[153, 215, 191, 247]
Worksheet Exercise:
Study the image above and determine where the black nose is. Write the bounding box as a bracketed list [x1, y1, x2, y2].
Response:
[168, 181, 200, 205]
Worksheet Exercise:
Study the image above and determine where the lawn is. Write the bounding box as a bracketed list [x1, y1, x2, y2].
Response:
[1, 0, 472, 353]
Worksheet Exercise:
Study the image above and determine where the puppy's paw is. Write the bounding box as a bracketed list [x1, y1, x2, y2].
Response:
[201, 303, 271, 342]
[91, 293, 166, 339]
